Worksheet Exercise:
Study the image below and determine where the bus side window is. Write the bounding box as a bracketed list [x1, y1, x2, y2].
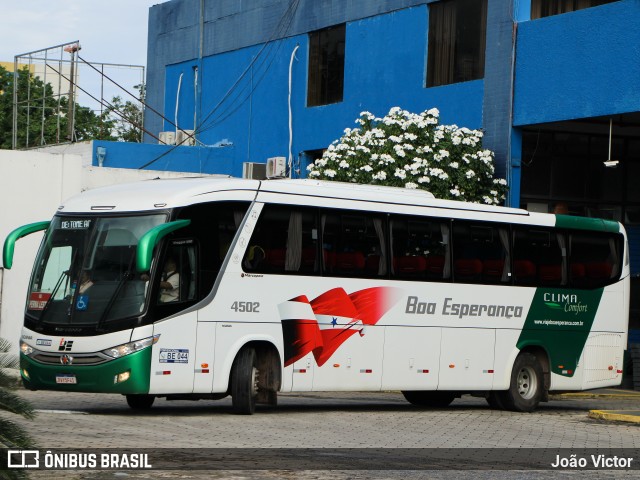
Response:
[453, 221, 510, 285]
[513, 227, 566, 287]
[157, 242, 197, 304]
[243, 205, 318, 275]
[569, 232, 622, 289]
[390, 215, 450, 282]
[321, 210, 386, 278]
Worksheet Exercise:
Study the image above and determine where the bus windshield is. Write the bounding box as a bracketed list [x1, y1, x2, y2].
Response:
[27, 214, 166, 329]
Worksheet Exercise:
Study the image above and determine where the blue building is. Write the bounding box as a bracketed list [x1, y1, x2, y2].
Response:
[140, 0, 640, 330]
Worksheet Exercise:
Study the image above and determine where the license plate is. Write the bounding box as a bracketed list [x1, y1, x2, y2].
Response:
[55, 375, 77, 384]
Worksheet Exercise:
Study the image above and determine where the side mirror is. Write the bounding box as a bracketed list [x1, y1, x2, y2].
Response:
[136, 220, 191, 273]
[3, 221, 50, 269]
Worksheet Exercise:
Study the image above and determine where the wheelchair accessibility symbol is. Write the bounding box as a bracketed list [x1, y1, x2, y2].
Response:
[75, 294, 89, 311]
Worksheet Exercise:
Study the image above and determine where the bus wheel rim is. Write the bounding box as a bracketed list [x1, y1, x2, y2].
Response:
[517, 366, 537, 400]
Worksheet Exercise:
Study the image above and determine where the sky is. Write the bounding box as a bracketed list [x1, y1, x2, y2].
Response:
[2, 0, 170, 110]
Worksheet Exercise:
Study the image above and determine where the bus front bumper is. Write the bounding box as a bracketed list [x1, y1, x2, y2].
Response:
[20, 348, 152, 394]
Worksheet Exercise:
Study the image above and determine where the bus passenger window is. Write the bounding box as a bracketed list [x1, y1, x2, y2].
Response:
[453, 222, 510, 285]
[243, 205, 318, 275]
[390, 215, 450, 281]
[321, 210, 386, 278]
[513, 228, 566, 287]
[569, 232, 622, 289]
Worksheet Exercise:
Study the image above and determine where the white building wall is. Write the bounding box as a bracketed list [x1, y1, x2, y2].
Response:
[0, 149, 212, 353]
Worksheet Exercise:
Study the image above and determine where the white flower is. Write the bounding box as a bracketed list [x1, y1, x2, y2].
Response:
[389, 135, 403, 143]
[373, 171, 387, 181]
[418, 176, 431, 184]
[404, 133, 417, 141]
[339, 160, 350, 169]
[450, 188, 461, 197]
[393, 145, 406, 157]
[465, 170, 476, 179]
[426, 108, 440, 117]
[324, 169, 337, 178]
[450, 162, 459, 169]
[394, 168, 407, 180]
[405, 182, 418, 189]
[359, 165, 373, 172]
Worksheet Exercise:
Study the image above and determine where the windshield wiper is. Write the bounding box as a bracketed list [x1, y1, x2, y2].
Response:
[38, 270, 70, 323]
[97, 253, 137, 328]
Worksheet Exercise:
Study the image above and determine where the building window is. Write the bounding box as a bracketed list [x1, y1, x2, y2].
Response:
[427, 0, 488, 87]
[531, 0, 618, 19]
[307, 24, 345, 107]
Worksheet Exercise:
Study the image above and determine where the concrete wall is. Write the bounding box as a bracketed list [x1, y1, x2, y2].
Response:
[0, 149, 213, 353]
[514, 0, 640, 125]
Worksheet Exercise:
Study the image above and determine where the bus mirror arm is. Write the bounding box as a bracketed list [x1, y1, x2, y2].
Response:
[2, 221, 50, 270]
[136, 220, 191, 273]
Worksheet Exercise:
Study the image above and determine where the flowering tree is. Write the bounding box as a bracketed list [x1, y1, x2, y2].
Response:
[307, 107, 508, 205]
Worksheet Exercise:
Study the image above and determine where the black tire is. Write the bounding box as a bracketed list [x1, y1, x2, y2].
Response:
[402, 391, 456, 408]
[231, 347, 258, 415]
[126, 394, 155, 410]
[502, 352, 544, 412]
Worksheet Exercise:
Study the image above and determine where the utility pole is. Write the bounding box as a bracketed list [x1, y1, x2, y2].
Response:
[64, 43, 80, 142]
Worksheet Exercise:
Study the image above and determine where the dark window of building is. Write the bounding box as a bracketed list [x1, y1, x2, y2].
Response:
[390, 215, 451, 281]
[452, 221, 510, 284]
[427, 0, 488, 87]
[531, 0, 618, 19]
[307, 24, 345, 107]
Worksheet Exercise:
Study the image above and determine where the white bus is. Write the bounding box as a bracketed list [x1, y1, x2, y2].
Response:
[4, 178, 629, 414]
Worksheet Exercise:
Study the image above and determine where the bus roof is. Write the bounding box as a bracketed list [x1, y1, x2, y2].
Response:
[58, 177, 527, 216]
[55, 177, 621, 233]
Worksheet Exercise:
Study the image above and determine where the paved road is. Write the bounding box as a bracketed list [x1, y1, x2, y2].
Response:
[6, 389, 640, 479]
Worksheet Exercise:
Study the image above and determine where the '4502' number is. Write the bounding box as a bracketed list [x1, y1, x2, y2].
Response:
[231, 301, 260, 313]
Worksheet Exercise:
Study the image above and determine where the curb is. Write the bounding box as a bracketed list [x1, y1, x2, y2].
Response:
[551, 391, 640, 400]
[588, 410, 640, 424]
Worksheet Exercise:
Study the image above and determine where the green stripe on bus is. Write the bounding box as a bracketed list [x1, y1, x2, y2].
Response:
[517, 287, 604, 376]
[554, 214, 619, 233]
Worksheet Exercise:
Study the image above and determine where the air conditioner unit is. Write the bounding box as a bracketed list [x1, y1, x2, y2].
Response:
[266, 156, 287, 178]
[243, 162, 267, 180]
[176, 129, 195, 146]
[159, 131, 176, 145]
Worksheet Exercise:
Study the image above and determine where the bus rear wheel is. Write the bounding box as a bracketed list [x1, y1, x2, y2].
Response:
[231, 347, 259, 415]
[402, 391, 456, 408]
[503, 352, 544, 412]
[126, 394, 155, 410]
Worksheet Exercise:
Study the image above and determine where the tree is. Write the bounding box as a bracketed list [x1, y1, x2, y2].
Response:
[0, 338, 36, 479]
[307, 107, 508, 205]
[101, 83, 145, 143]
[0, 65, 144, 148]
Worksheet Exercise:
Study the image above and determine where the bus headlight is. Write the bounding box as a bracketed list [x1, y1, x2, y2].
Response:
[102, 335, 160, 359]
[20, 341, 34, 356]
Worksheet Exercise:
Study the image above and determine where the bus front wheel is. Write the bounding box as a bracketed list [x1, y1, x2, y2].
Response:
[402, 391, 456, 408]
[126, 394, 155, 410]
[231, 347, 259, 415]
[503, 352, 544, 412]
